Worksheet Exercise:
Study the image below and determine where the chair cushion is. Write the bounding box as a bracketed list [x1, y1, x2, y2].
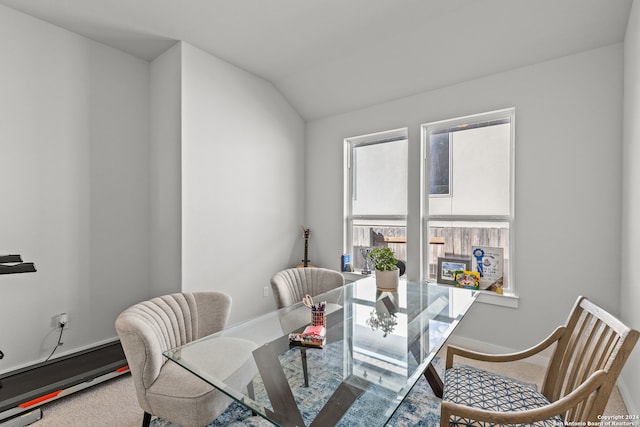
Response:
[443, 365, 563, 427]
[147, 337, 258, 427]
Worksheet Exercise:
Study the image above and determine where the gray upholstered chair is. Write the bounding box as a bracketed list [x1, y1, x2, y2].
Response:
[115, 291, 257, 427]
[270, 267, 345, 309]
[270, 268, 345, 387]
[270, 267, 345, 332]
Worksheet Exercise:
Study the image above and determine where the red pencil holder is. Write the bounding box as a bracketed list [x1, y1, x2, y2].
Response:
[311, 310, 326, 327]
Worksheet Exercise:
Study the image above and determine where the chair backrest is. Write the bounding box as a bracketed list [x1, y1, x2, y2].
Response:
[270, 267, 345, 308]
[115, 292, 231, 406]
[541, 296, 639, 421]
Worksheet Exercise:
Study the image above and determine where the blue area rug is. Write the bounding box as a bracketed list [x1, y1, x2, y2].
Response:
[150, 342, 443, 427]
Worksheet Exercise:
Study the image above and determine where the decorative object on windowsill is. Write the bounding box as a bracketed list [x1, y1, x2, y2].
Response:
[471, 246, 504, 293]
[396, 259, 406, 277]
[360, 248, 372, 276]
[367, 247, 399, 290]
[454, 270, 480, 289]
[341, 253, 353, 272]
[296, 225, 315, 268]
[436, 256, 471, 285]
[485, 277, 504, 294]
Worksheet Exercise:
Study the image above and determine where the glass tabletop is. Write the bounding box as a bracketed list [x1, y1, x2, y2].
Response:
[164, 278, 477, 427]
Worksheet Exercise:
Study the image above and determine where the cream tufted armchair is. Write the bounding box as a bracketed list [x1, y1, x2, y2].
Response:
[115, 292, 257, 427]
[270, 267, 345, 309]
[270, 268, 345, 332]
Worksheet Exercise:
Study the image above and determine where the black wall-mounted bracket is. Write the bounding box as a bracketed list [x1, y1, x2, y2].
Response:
[0, 254, 36, 275]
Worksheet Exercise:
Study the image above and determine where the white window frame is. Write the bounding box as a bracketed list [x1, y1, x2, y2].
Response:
[344, 128, 408, 272]
[421, 108, 517, 306]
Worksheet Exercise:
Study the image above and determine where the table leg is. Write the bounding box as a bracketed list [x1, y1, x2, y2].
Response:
[253, 342, 370, 427]
[423, 362, 444, 398]
[253, 343, 306, 427]
[408, 341, 444, 399]
[300, 348, 309, 387]
[309, 375, 369, 427]
[246, 380, 257, 416]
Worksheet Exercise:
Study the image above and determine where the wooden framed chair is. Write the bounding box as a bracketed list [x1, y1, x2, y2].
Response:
[440, 296, 639, 426]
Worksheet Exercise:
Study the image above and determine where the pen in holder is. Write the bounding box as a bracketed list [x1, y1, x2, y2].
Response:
[311, 309, 326, 327]
[303, 295, 326, 327]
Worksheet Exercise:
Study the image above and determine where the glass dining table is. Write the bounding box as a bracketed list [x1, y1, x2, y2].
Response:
[164, 277, 478, 427]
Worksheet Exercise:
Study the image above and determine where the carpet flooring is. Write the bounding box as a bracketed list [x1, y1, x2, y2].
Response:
[32, 344, 628, 427]
[150, 376, 440, 427]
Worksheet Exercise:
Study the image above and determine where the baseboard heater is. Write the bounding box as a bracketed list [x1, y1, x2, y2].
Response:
[0, 341, 129, 427]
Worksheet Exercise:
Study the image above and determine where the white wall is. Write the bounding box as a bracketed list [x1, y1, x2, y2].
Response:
[2, 4, 634, 407]
[621, 0, 640, 414]
[180, 43, 305, 325]
[0, 10, 305, 373]
[0, 5, 151, 372]
[307, 44, 624, 352]
[149, 42, 182, 296]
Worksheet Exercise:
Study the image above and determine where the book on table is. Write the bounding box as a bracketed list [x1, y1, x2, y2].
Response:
[289, 325, 326, 348]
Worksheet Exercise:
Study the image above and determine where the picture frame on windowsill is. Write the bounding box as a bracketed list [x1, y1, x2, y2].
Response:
[437, 256, 471, 285]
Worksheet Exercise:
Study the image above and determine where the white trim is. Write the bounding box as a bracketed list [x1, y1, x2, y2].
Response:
[423, 108, 516, 130]
[421, 107, 516, 293]
[343, 128, 409, 263]
[476, 290, 519, 308]
[616, 378, 638, 418]
[345, 127, 408, 146]
[342, 271, 371, 282]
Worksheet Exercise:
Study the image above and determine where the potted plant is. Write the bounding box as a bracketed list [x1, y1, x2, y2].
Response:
[367, 247, 399, 290]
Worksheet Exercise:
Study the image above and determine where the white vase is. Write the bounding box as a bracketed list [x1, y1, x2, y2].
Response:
[375, 269, 399, 291]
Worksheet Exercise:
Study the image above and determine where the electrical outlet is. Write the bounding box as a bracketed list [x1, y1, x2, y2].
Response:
[56, 313, 69, 328]
[263, 286, 269, 297]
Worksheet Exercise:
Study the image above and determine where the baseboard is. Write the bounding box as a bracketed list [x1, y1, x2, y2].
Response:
[617, 377, 638, 416]
[447, 334, 551, 367]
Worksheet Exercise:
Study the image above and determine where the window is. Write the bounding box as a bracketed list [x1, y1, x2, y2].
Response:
[344, 129, 408, 272]
[422, 109, 514, 294]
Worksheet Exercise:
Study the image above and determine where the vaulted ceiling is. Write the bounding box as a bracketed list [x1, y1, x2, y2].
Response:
[0, 0, 633, 120]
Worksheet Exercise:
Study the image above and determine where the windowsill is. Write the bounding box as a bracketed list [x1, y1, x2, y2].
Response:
[475, 290, 519, 308]
[342, 271, 373, 282]
[343, 271, 519, 308]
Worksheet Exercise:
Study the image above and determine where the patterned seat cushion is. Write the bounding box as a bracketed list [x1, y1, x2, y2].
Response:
[443, 365, 563, 427]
